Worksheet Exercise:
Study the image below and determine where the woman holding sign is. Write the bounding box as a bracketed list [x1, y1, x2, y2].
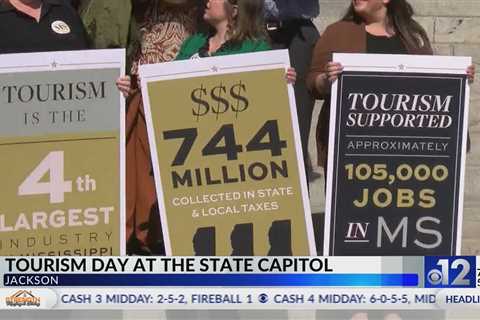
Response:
[118, 0, 296, 255]
[306, 0, 475, 170]
[119, 0, 200, 255]
[307, 1, 475, 319]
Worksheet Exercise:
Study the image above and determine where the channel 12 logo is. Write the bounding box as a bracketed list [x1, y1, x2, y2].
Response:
[424, 257, 476, 288]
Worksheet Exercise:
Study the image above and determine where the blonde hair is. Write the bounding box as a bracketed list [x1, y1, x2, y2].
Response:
[225, 0, 267, 44]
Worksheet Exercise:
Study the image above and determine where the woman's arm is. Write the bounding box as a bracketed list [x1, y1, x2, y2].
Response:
[306, 25, 336, 98]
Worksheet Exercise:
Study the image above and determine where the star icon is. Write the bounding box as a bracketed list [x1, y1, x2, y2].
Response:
[398, 64, 405, 70]
[51, 61, 58, 68]
[211, 66, 218, 72]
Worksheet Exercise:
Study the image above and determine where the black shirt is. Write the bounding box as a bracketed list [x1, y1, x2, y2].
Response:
[366, 33, 407, 55]
[0, 0, 88, 54]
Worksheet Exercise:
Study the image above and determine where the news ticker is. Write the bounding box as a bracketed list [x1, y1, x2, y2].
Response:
[0, 288, 479, 310]
[0, 256, 479, 310]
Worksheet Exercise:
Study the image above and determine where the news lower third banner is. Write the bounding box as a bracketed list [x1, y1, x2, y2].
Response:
[139, 50, 315, 256]
[0, 256, 479, 310]
[325, 53, 471, 256]
[0, 50, 126, 256]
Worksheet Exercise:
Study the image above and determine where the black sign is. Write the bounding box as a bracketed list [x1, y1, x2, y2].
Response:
[326, 71, 468, 255]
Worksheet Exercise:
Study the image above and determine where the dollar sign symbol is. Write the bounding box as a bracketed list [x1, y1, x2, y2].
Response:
[210, 83, 229, 120]
[191, 84, 209, 122]
[230, 81, 249, 118]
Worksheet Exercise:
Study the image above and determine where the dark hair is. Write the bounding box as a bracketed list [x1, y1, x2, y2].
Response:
[342, 0, 431, 51]
[225, 0, 267, 43]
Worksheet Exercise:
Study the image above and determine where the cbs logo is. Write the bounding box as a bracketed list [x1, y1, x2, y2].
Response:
[426, 258, 473, 287]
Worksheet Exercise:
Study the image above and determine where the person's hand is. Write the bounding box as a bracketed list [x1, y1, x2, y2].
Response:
[467, 64, 476, 84]
[286, 67, 297, 84]
[116, 75, 131, 98]
[326, 61, 344, 83]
